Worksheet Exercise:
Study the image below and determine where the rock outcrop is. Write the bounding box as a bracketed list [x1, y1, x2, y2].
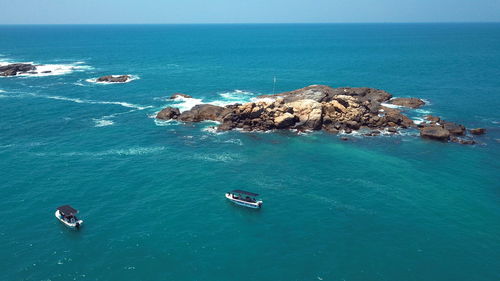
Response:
[178, 104, 226, 122]
[0, 63, 37, 76]
[96, 75, 131, 83]
[155, 84, 482, 145]
[388, 98, 425, 108]
[156, 107, 180, 120]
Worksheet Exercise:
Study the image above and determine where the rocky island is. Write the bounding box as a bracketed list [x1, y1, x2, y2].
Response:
[158, 85, 483, 144]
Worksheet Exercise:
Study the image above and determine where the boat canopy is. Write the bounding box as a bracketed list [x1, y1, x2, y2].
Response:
[57, 205, 78, 216]
[231, 190, 259, 197]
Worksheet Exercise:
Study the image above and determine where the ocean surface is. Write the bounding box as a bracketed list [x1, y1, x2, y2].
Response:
[0, 24, 499, 281]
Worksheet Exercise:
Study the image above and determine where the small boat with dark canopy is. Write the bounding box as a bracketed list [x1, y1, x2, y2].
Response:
[225, 190, 263, 209]
[55, 205, 83, 229]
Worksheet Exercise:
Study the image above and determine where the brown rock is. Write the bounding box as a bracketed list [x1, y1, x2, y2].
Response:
[389, 98, 425, 108]
[420, 125, 450, 141]
[96, 75, 130, 83]
[425, 115, 440, 123]
[178, 104, 225, 122]
[274, 112, 297, 129]
[288, 99, 323, 130]
[443, 122, 465, 136]
[156, 107, 180, 120]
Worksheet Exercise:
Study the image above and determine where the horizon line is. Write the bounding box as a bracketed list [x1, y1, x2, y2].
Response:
[0, 21, 499, 26]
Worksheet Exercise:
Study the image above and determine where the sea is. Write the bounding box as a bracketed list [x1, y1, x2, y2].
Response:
[0, 24, 499, 281]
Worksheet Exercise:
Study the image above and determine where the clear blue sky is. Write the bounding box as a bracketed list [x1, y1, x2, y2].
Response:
[0, 0, 499, 24]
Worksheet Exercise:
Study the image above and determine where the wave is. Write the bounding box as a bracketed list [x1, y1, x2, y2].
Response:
[86, 75, 140, 84]
[154, 119, 180, 126]
[35, 146, 166, 157]
[28, 93, 151, 110]
[159, 90, 259, 114]
[415, 108, 432, 115]
[190, 152, 241, 163]
[209, 90, 256, 106]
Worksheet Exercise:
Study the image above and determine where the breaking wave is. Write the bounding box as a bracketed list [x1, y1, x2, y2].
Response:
[156, 90, 259, 117]
[209, 90, 256, 106]
[169, 96, 204, 112]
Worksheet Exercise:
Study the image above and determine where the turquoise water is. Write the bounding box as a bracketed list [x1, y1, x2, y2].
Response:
[1, 24, 499, 281]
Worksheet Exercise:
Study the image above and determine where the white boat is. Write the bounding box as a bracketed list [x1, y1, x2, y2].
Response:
[55, 205, 83, 229]
[226, 190, 263, 209]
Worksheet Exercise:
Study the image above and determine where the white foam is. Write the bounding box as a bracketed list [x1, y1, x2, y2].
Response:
[93, 119, 114, 127]
[415, 109, 432, 114]
[251, 97, 276, 103]
[0, 89, 5, 93]
[86, 75, 140, 84]
[209, 90, 256, 106]
[170, 96, 204, 112]
[381, 102, 402, 109]
[202, 126, 219, 134]
[191, 153, 240, 163]
[154, 119, 180, 126]
[224, 139, 243, 145]
[37, 146, 167, 157]
[413, 117, 425, 125]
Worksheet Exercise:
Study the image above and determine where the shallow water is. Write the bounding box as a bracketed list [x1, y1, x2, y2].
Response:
[0, 24, 499, 281]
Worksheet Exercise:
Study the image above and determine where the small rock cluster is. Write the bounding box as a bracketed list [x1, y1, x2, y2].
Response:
[0, 63, 37, 76]
[96, 75, 131, 83]
[418, 115, 485, 144]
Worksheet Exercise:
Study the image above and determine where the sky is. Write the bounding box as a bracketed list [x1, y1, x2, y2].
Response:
[0, 0, 499, 24]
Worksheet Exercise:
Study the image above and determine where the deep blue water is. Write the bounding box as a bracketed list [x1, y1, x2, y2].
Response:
[0, 24, 499, 281]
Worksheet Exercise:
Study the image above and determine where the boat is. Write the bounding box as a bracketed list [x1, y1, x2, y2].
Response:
[225, 190, 263, 209]
[55, 205, 83, 229]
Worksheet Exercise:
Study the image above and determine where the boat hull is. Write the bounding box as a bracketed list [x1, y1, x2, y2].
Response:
[55, 210, 83, 229]
[225, 193, 262, 209]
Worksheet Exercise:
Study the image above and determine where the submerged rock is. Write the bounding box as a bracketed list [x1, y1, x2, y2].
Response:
[96, 75, 131, 83]
[0, 63, 37, 76]
[169, 93, 192, 99]
[469, 128, 486, 135]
